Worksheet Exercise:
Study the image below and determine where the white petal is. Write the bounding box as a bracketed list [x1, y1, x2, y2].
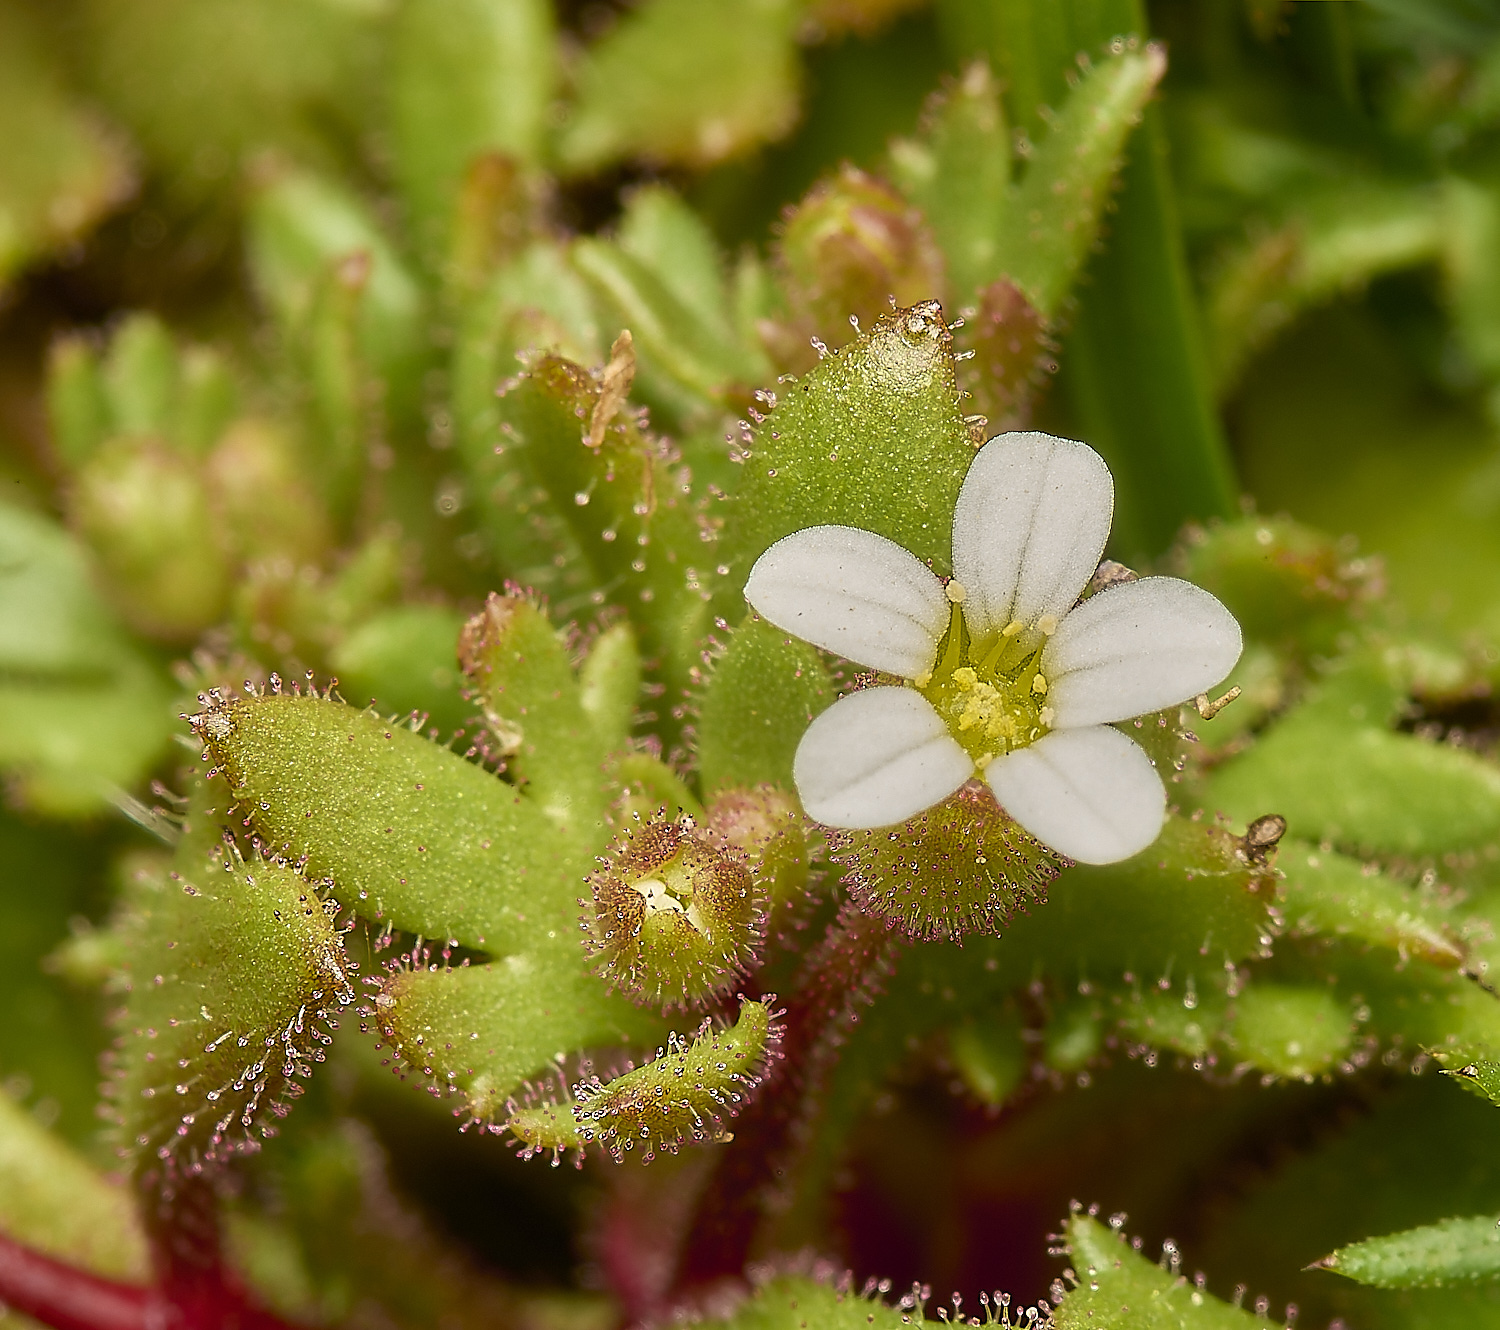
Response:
[794, 687, 971, 829]
[1042, 577, 1243, 728]
[744, 526, 948, 677]
[951, 432, 1113, 643]
[984, 726, 1165, 864]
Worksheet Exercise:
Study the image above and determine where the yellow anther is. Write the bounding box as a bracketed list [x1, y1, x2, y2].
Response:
[946, 580, 967, 604]
[914, 671, 932, 688]
[1002, 619, 1023, 638]
[1037, 613, 1059, 636]
[976, 752, 995, 769]
[953, 667, 978, 690]
[1032, 673, 1048, 695]
[1039, 705, 1055, 727]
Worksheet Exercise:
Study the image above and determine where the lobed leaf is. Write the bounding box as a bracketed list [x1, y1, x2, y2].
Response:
[368, 935, 661, 1120]
[506, 997, 777, 1162]
[108, 796, 354, 1179]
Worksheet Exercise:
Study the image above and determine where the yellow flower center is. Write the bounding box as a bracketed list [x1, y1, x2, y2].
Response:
[916, 584, 1054, 768]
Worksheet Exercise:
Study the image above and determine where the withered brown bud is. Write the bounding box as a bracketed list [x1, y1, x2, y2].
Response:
[583, 811, 767, 1010]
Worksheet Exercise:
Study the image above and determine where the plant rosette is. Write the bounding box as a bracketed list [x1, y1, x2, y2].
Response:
[743, 431, 1242, 863]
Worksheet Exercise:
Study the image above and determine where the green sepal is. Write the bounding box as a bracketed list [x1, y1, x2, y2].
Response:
[193, 690, 576, 950]
[1317, 1214, 1500, 1290]
[108, 790, 354, 1180]
[458, 594, 611, 831]
[997, 43, 1166, 320]
[888, 61, 1011, 300]
[696, 617, 836, 796]
[369, 936, 663, 1120]
[388, 0, 554, 264]
[556, 0, 800, 174]
[1056, 1213, 1279, 1328]
[733, 302, 976, 575]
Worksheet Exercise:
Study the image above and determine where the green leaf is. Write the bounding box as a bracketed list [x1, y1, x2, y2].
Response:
[572, 238, 759, 416]
[888, 62, 1011, 301]
[557, 0, 801, 173]
[45, 335, 110, 469]
[1277, 839, 1465, 969]
[0, 501, 138, 678]
[371, 936, 662, 1117]
[389, 0, 554, 261]
[0, 1087, 148, 1279]
[998, 43, 1166, 320]
[329, 604, 471, 741]
[617, 186, 736, 341]
[457, 594, 612, 830]
[1207, 664, 1500, 858]
[1319, 1214, 1500, 1289]
[0, 4, 132, 286]
[1226, 984, 1353, 1080]
[578, 621, 642, 752]
[247, 167, 428, 409]
[733, 302, 976, 574]
[695, 617, 836, 796]
[194, 690, 576, 951]
[506, 997, 775, 1158]
[101, 313, 178, 440]
[1057, 1213, 1279, 1328]
[692, 1275, 920, 1330]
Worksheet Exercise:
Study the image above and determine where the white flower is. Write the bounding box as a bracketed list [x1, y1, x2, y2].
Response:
[742, 431, 1242, 865]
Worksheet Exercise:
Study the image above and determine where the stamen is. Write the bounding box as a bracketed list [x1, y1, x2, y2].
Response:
[946, 580, 967, 604]
[1032, 674, 1048, 695]
[1037, 613, 1059, 636]
[1002, 619, 1023, 638]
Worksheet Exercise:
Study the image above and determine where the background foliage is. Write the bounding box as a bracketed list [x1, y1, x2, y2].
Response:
[5, 1, 1500, 1328]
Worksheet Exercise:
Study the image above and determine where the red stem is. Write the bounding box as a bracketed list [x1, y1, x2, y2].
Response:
[0, 1173, 301, 1330]
[0, 1233, 149, 1330]
[671, 905, 900, 1297]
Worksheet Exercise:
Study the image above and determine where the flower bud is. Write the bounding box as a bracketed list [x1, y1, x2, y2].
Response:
[584, 811, 766, 1010]
[828, 779, 1065, 942]
[954, 278, 1056, 433]
[70, 436, 230, 642]
[705, 785, 809, 908]
[765, 165, 946, 373]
